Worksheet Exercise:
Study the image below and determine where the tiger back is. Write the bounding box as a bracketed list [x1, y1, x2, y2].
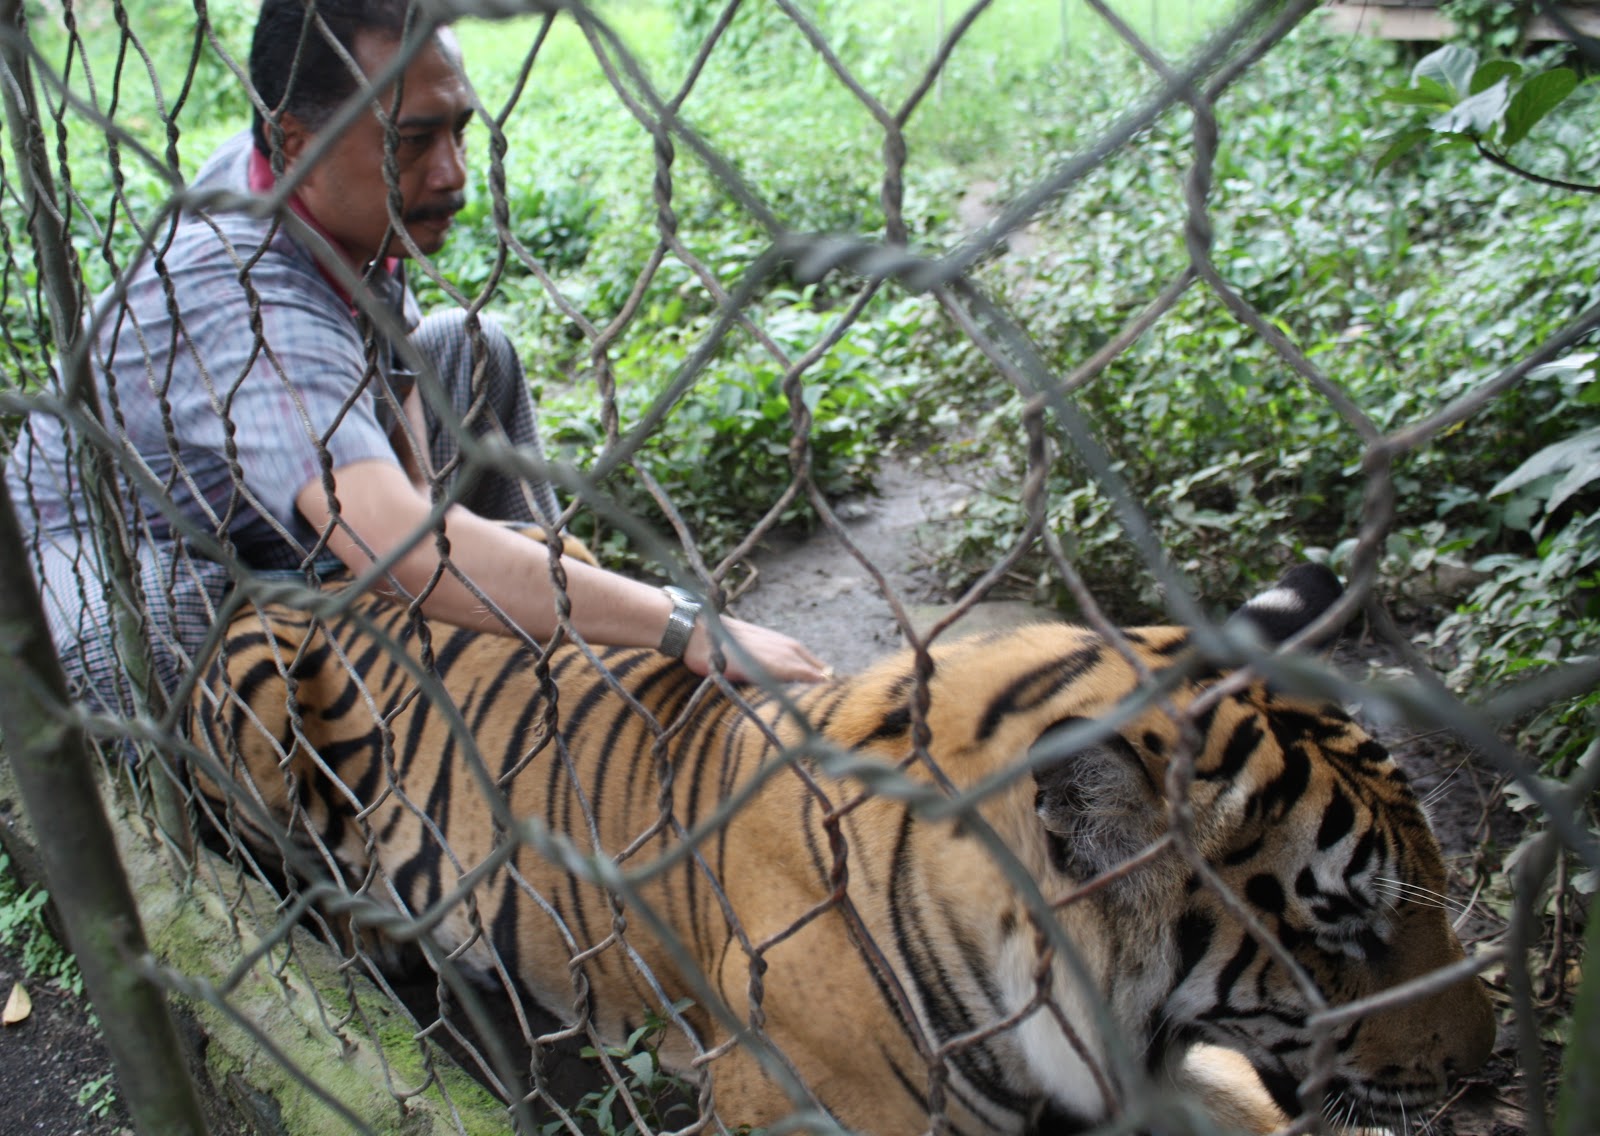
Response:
[188, 565, 1495, 1135]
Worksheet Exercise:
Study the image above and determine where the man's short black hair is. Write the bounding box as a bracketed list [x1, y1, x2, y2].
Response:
[249, 0, 422, 156]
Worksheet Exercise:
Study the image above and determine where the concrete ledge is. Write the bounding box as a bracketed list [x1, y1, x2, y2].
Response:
[0, 755, 513, 1135]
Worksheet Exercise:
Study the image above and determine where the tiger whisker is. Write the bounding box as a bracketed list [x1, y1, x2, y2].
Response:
[1373, 875, 1451, 901]
[1391, 890, 1462, 917]
[1450, 874, 1493, 933]
[1373, 891, 1450, 918]
[1418, 758, 1469, 812]
[1325, 1090, 1367, 1135]
[1372, 886, 1451, 913]
[1374, 877, 1463, 914]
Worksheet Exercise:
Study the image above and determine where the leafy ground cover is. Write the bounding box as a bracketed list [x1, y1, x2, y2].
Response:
[936, 26, 1600, 775]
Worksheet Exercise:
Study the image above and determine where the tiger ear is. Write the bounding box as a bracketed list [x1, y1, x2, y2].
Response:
[1031, 719, 1164, 882]
[1227, 563, 1344, 648]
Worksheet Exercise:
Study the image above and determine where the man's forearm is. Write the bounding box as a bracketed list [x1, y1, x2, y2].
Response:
[298, 458, 829, 683]
[300, 459, 673, 647]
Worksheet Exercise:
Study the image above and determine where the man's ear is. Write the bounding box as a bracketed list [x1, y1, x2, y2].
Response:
[1032, 718, 1165, 882]
[273, 113, 315, 168]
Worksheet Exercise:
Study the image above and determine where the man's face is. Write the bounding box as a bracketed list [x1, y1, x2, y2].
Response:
[282, 28, 471, 263]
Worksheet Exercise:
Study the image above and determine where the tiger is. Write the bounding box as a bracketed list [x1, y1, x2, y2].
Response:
[187, 560, 1495, 1135]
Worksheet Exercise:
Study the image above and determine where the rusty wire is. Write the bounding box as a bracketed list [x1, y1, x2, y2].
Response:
[0, 2, 1590, 1135]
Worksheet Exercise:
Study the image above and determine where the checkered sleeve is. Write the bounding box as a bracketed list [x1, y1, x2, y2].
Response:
[161, 234, 402, 551]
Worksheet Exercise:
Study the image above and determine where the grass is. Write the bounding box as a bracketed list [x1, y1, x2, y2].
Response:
[453, 0, 1241, 205]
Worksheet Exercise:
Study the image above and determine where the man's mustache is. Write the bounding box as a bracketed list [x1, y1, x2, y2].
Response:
[404, 195, 466, 223]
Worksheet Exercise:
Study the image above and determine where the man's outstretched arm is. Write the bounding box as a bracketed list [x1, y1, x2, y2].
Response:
[296, 459, 830, 684]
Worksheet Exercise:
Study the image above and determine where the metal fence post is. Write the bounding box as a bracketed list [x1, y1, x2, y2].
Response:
[0, 475, 211, 1136]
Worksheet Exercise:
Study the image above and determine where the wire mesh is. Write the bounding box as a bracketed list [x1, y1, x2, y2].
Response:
[0, 1, 1594, 1134]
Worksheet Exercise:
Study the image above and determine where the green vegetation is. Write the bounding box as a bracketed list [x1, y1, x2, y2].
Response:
[427, 9, 1599, 794]
[0, 851, 82, 997]
[543, 1005, 697, 1136]
[0, 851, 123, 1123]
[425, 0, 1238, 561]
[74, 1072, 118, 1119]
[0, 851, 121, 1136]
[1370, 43, 1599, 774]
[915, 24, 1600, 772]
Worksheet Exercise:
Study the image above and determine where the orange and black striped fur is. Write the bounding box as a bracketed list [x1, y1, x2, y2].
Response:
[189, 565, 1493, 1134]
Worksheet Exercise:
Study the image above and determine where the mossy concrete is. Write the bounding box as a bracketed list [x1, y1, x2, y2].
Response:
[0, 756, 515, 1135]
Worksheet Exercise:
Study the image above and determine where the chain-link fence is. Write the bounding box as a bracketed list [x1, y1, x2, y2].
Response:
[1, 0, 1596, 1134]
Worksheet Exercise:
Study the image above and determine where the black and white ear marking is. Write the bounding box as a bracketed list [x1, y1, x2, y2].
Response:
[1228, 564, 1344, 647]
[1032, 719, 1163, 882]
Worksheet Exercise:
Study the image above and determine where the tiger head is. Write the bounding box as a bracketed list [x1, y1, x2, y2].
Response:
[865, 565, 1495, 1132]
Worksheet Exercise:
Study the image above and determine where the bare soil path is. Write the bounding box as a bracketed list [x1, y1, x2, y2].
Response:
[728, 455, 971, 675]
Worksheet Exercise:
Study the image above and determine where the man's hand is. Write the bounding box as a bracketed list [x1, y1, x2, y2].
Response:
[683, 615, 833, 685]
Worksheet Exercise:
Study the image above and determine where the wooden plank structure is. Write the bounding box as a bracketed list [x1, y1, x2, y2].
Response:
[1324, 1, 1600, 41]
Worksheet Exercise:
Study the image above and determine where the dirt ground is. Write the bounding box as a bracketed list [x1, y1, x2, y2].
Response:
[0, 455, 1558, 1134]
[0, 950, 132, 1134]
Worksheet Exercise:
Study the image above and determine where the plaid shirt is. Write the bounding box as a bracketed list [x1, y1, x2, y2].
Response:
[6, 131, 421, 712]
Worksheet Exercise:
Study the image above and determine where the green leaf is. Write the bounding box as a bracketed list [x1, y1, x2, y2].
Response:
[1490, 426, 1600, 513]
[1412, 44, 1478, 99]
[1502, 67, 1579, 149]
[1374, 126, 1435, 173]
[1411, 75, 1459, 107]
[1429, 79, 1510, 136]
[1528, 352, 1597, 384]
[1545, 460, 1600, 515]
[1380, 84, 1454, 108]
[622, 1051, 656, 1086]
[1470, 59, 1522, 95]
[1503, 775, 1566, 814]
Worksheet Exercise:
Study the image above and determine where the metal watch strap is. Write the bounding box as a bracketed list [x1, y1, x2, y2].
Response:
[658, 585, 703, 659]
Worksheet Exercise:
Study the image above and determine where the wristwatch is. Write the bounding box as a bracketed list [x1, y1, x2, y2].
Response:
[658, 585, 703, 659]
